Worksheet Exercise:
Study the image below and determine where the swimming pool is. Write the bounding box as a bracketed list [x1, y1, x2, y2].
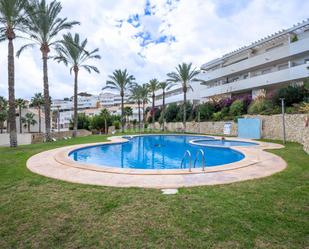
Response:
[69, 135, 246, 170]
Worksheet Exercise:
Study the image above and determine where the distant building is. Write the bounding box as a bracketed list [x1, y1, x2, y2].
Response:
[51, 91, 133, 130]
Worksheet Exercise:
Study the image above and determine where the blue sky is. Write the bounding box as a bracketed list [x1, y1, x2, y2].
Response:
[0, 0, 308, 99]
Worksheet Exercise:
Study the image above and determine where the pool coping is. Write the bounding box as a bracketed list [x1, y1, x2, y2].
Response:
[26, 134, 287, 188]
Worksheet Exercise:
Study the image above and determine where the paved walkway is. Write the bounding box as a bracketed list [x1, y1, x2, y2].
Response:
[27, 135, 286, 188]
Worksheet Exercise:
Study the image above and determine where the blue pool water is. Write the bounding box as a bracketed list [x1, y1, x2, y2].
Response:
[192, 139, 258, 147]
[69, 135, 246, 170]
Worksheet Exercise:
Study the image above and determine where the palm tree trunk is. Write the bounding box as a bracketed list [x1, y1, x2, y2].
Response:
[19, 106, 22, 133]
[143, 101, 146, 124]
[0, 122, 3, 133]
[138, 100, 141, 131]
[121, 92, 124, 133]
[8, 37, 17, 147]
[38, 106, 41, 133]
[73, 67, 79, 137]
[28, 122, 30, 133]
[152, 93, 155, 127]
[162, 90, 165, 131]
[42, 50, 51, 141]
[183, 90, 187, 132]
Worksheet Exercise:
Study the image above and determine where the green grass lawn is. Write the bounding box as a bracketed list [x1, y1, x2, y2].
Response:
[0, 135, 308, 249]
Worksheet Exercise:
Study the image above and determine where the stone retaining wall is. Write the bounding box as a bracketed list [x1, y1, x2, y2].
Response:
[31, 129, 91, 144]
[160, 114, 309, 154]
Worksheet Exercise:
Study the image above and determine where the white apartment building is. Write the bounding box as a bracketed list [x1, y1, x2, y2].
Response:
[154, 83, 204, 107]
[51, 92, 99, 130]
[98, 92, 130, 107]
[198, 20, 309, 100]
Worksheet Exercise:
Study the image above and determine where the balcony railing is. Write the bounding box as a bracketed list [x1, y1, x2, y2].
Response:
[200, 63, 309, 98]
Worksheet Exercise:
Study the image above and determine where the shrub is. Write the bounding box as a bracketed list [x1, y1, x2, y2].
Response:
[218, 97, 233, 109]
[198, 102, 216, 121]
[154, 108, 161, 121]
[176, 101, 194, 121]
[165, 103, 180, 122]
[69, 113, 91, 130]
[299, 102, 309, 113]
[274, 85, 308, 107]
[248, 98, 273, 114]
[212, 111, 223, 121]
[113, 120, 120, 130]
[229, 99, 245, 116]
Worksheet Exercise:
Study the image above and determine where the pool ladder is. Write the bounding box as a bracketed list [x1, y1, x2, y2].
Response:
[181, 149, 206, 172]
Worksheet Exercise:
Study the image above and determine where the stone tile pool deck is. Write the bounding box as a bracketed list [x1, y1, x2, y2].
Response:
[27, 135, 286, 189]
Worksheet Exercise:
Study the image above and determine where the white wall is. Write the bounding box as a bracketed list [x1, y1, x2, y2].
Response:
[0, 133, 32, 146]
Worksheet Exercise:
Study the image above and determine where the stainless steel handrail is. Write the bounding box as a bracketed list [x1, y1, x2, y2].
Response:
[194, 149, 205, 171]
[181, 150, 192, 172]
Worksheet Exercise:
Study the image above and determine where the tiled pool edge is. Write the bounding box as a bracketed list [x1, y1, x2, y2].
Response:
[26, 134, 287, 188]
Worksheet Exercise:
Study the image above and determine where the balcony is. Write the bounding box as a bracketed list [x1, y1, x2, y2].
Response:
[199, 37, 309, 82]
[200, 63, 309, 98]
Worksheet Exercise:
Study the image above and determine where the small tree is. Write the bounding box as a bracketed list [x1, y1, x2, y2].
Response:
[21, 112, 37, 133]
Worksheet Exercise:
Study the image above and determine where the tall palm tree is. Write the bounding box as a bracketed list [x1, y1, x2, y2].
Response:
[130, 85, 142, 130]
[54, 33, 101, 137]
[30, 93, 44, 133]
[147, 78, 160, 126]
[103, 69, 135, 132]
[21, 112, 37, 133]
[0, 96, 8, 133]
[18, 0, 79, 141]
[167, 63, 201, 130]
[158, 81, 175, 130]
[0, 0, 28, 147]
[15, 98, 26, 133]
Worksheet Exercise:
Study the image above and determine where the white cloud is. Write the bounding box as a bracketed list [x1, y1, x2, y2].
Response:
[0, 0, 308, 100]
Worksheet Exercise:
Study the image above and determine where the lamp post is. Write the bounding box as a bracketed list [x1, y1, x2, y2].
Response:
[280, 98, 286, 144]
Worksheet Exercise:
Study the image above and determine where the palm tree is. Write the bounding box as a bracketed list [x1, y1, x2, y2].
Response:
[167, 63, 201, 131]
[54, 33, 101, 137]
[130, 85, 143, 130]
[0, 0, 28, 147]
[21, 112, 37, 133]
[147, 78, 160, 126]
[15, 98, 26, 133]
[0, 96, 8, 133]
[18, 0, 79, 141]
[103, 69, 135, 132]
[158, 81, 175, 130]
[30, 93, 44, 133]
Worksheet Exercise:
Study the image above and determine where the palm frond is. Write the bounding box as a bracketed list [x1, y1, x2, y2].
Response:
[16, 43, 36, 57]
